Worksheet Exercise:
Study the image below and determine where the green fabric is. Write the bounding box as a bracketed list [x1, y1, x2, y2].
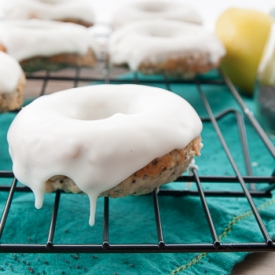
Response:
[1, 71, 275, 275]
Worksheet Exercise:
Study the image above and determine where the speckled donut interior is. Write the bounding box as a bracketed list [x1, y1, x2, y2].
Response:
[45, 137, 201, 197]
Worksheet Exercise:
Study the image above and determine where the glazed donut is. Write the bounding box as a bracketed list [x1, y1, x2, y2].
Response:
[2, 0, 95, 27]
[0, 20, 99, 72]
[112, 1, 202, 30]
[0, 51, 25, 113]
[7, 84, 202, 225]
[109, 20, 226, 77]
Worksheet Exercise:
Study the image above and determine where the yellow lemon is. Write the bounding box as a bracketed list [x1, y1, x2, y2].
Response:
[215, 8, 273, 96]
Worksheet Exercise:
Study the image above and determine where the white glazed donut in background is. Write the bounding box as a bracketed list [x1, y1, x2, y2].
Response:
[0, 20, 99, 62]
[112, 1, 202, 30]
[0, 19, 100, 72]
[0, 52, 23, 94]
[109, 20, 226, 76]
[0, 51, 25, 112]
[7, 84, 202, 225]
[1, 0, 95, 27]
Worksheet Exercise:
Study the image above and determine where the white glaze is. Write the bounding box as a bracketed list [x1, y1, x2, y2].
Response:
[112, 1, 202, 30]
[2, 0, 95, 25]
[7, 84, 202, 225]
[0, 20, 99, 62]
[109, 20, 226, 71]
[0, 51, 23, 94]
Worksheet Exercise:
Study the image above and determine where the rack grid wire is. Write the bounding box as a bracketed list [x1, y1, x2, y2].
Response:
[1, 59, 275, 254]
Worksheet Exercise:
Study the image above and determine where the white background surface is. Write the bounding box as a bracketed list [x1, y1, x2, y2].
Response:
[0, 0, 274, 31]
[89, 0, 275, 31]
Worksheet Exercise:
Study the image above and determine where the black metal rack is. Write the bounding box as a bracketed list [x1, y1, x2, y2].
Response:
[0, 60, 275, 254]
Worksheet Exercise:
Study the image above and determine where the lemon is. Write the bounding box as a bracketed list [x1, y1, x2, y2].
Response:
[215, 8, 273, 96]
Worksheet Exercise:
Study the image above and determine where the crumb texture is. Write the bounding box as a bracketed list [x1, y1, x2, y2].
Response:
[45, 137, 202, 197]
[139, 54, 222, 77]
[21, 48, 96, 72]
[0, 72, 25, 112]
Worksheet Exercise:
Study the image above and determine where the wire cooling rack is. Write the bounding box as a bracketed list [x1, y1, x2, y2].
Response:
[0, 59, 275, 254]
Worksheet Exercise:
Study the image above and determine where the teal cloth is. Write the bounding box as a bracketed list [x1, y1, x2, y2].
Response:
[1, 71, 275, 275]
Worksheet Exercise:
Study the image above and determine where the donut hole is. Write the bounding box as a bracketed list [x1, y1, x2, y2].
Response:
[145, 27, 180, 38]
[70, 109, 127, 121]
[65, 100, 131, 121]
[137, 2, 168, 13]
[148, 30, 177, 38]
[54, 86, 144, 122]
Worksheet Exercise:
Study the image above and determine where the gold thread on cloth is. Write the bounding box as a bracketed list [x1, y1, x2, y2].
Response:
[169, 198, 275, 275]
